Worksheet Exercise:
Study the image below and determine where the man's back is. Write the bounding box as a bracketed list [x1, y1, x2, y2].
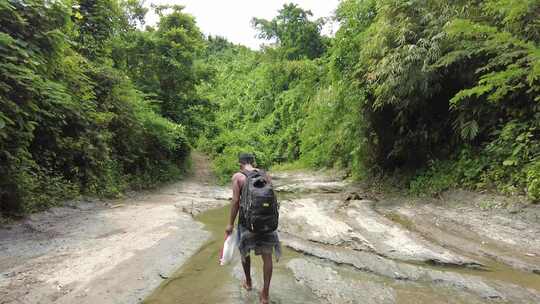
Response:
[226, 154, 278, 304]
[232, 169, 272, 199]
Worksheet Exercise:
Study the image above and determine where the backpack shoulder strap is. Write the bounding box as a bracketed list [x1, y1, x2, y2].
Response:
[241, 169, 262, 178]
[254, 169, 271, 183]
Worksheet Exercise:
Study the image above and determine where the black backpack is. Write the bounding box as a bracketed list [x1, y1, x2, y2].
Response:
[240, 170, 279, 233]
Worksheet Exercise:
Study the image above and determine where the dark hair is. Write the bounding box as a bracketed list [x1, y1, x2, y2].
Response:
[238, 153, 255, 165]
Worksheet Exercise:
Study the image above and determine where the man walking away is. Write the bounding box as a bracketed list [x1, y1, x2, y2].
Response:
[225, 153, 281, 304]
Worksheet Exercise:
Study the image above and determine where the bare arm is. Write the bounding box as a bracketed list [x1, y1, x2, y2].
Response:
[226, 173, 242, 235]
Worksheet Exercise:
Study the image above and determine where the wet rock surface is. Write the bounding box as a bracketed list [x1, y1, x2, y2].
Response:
[0, 153, 229, 304]
[272, 171, 349, 194]
[274, 170, 540, 304]
[341, 200, 482, 267]
[385, 200, 540, 274]
[288, 258, 396, 304]
[279, 188, 480, 267]
[3, 164, 540, 304]
[279, 197, 373, 251]
[282, 233, 540, 303]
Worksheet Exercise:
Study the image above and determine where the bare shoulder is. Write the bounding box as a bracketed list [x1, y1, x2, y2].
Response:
[231, 172, 246, 184]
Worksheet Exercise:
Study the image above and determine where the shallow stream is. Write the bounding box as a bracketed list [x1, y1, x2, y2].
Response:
[144, 192, 540, 304]
[143, 206, 321, 304]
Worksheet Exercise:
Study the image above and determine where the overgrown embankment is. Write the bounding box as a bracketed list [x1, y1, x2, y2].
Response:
[2, 1, 538, 215]
[0, 1, 211, 215]
[198, 1, 540, 201]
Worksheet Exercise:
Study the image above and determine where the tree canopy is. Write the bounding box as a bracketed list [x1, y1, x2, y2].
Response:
[252, 3, 327, 60]
[2, 0, 539, 215]
[199, 1, 540, 202]
[0, 0, 207, 214]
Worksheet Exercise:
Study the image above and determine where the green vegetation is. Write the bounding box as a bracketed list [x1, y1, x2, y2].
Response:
[199, 1, 540, 202]
[0, 1, 208, 215]
[2, 0, 538, 215]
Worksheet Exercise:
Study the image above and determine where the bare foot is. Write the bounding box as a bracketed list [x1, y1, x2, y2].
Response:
[259, 291, 269, 304]
[242, 280, 252, 291]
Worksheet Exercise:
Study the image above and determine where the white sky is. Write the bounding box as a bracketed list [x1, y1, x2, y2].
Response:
[144, 0, 341, 49]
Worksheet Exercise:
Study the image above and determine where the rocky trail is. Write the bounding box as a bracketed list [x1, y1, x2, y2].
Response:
[0, 153, 229, 304]
[1, 154, 540, 303]
[273, 172, 540, 304]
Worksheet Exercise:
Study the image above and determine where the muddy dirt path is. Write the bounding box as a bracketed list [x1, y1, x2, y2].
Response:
[2, 156, 540, 304]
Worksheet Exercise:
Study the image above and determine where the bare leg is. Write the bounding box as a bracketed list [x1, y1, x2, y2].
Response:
[260, 253, 272, 304]
[241, 255, 252, 290]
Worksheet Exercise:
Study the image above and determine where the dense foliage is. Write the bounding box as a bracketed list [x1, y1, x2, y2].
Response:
[2, 0, 538, 215]
[0, 0, 208, 215]
[200, 1, 539, 202]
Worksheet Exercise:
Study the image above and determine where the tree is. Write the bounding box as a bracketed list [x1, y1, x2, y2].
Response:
[252, 3, 326, 60]
[74, 0, 122, 59]
[112, 5, 207, 141]
[0, 0, 191, 215]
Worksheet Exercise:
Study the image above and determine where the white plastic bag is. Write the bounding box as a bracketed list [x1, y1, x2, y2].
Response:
[219, 230, 238, 266]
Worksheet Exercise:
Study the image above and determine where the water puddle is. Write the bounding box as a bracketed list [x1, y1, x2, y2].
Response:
[143, 206, 321, 304]
[143, 207, 236, 304]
